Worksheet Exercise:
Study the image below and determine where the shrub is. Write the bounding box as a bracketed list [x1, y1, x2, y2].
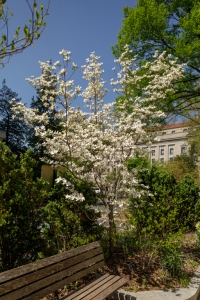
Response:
[128, 158, 200, 238]
[40, 171, 100, 256]
[0, 142, 48, 271]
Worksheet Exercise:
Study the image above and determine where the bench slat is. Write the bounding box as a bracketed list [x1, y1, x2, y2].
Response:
[65, 274, 116, 300]
[0, 247, 102, 296]
[23, 261, 104, 300]
[84, 276, 125, 300]
[0, 241, 101, 284]
[0, 257, 104, 300]
[92, 277, 127, 300]
[64, 274, 111, 300]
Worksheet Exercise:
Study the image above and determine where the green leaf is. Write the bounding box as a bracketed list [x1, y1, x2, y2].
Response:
[11, 42, 15, 51]
[36, 10, 40, 20]
[2, 34, 6, 42]
[24, 26, 29, 36]
[36, 21, 42, 27]
[35, 32, 40, 38]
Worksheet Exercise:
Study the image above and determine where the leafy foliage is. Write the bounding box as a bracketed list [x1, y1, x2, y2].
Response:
[128, 158, 200, 238]
[0, 142, 100, 269]
[0, 80, 29, 151]
[40, 171, 100, 256]
[112, 0, 200, 119]
[0, 142, 48, 271]
[164, 152, 199, 182]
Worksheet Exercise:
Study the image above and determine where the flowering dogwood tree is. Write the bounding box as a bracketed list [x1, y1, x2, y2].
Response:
[12, 46, 185, 253]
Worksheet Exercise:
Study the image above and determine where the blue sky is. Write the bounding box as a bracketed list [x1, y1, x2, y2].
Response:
[1, 0, 136, 108]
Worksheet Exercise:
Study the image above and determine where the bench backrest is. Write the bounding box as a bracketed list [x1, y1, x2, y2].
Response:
[0, 241, 104, 300]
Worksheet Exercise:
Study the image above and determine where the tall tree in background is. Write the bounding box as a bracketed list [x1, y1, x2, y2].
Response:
[0, 0, 50, 67]
[0, 80, 28, 151]
[112, 0, 200, 120]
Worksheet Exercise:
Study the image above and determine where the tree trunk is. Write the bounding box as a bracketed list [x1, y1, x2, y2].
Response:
[108, 202, 114, 256]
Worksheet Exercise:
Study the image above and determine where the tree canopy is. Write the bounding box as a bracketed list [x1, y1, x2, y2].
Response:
[112, 0, 200, 120]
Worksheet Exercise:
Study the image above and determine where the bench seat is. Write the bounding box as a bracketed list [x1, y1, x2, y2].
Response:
[64, 273, 127, 300]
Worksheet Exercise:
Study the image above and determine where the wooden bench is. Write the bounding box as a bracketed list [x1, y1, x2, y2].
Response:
[0, 241, 127, 300]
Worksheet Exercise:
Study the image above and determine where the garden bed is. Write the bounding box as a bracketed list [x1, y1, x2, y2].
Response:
[103, 232, 200, 292]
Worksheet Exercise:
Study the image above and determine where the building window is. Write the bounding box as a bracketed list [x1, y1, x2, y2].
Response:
[160, 158, 164, 162]
[162, 132, 166, 135]
[151, 149, 155, 156]
[172, 130, 175, 134]
[183, 128, 187, 132]
[169, 148, 174, 155]
[170, 157, 174, 162]
[160, 148, 164, 155]
[181, 146, 186, 154]
[152, 159, 155, 164]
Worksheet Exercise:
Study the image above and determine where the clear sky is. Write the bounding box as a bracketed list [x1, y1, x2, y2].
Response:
[1, 0, 136, 108]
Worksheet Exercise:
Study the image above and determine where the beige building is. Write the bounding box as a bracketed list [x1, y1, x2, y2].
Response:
[0, 130, 6, 141]
[138, 122, 189, 163]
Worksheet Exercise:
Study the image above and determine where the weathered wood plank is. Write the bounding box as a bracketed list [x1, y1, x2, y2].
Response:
[23, 261, 104, 300]
[0, 257, 104, 300]
[64, 274, 111, 300]
[83, 276, 124, 300]
[0, 241, 101, 284]
[0, 247, 102, 296]
[92, 277, 127, 300]
[65, 275, 116, 300]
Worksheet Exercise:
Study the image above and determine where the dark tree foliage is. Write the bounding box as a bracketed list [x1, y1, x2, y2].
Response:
[0, 80, 29, 151]
[0, 142, 48, 271]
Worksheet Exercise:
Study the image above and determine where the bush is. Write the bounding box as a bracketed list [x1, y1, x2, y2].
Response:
[40, 171, 101, 256]
[161, 239, 185, 278]
[128, 158, 200, 238]
[0, 142, 48, 271]
[0, 143, 101, 268]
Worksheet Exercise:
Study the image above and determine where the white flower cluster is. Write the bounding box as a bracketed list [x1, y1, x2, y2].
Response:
[55, 177, 85, 202]
[81, 52, 108, 114]
[111, 45, 185, 117]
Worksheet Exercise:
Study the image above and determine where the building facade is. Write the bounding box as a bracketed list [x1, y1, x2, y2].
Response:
[137, 123, 189, 163]
[0, 130, 6, 141]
